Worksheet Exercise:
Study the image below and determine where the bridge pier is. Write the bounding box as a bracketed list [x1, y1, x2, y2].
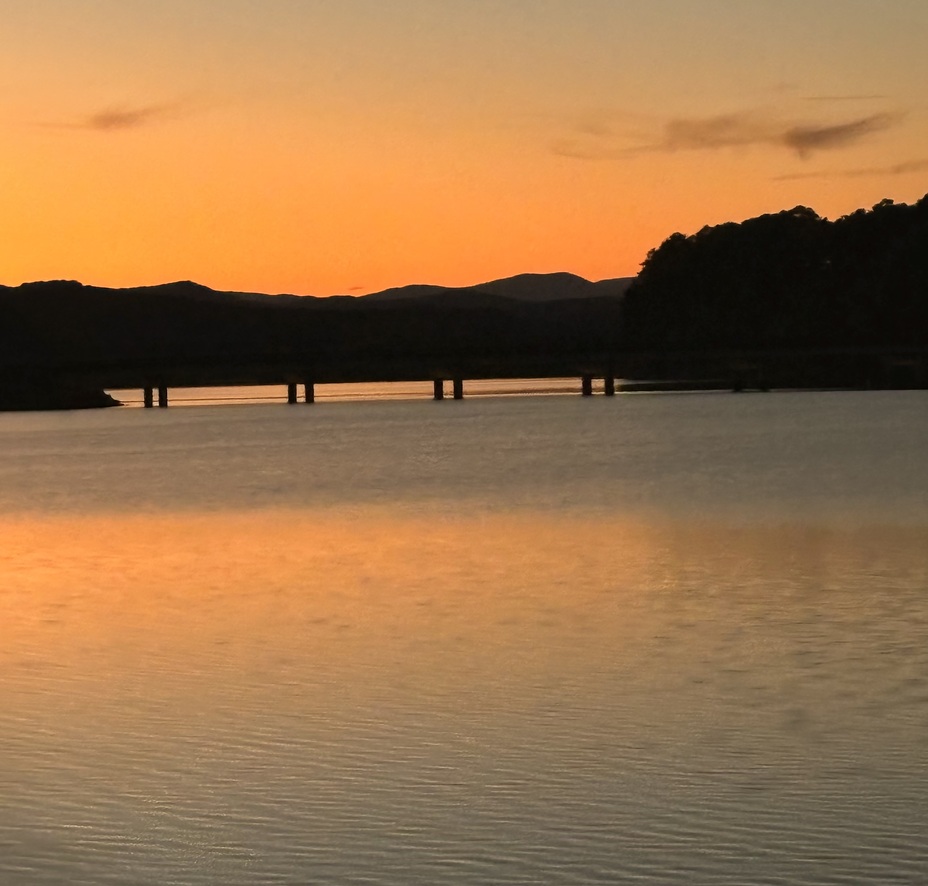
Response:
[143, 387, 153, 408]
[453, 378, 464, 400]
[304, 382, 314, 403]
[604, 375, 615, 396]
[158, 386, 168, 408]
[433, 379, 444, 400]
[581, 375, 593, 396]
[287, 383, 298, 404]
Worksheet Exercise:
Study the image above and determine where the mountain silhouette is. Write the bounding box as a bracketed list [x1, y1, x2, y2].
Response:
[365, 273, 632, 304]
[0, 272, 628, 409]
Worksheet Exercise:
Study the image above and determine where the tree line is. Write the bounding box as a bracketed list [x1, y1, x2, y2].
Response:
[620, 194, 928, 351]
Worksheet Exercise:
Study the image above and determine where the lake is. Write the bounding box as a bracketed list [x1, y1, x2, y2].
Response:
[1, 389, 927, 884]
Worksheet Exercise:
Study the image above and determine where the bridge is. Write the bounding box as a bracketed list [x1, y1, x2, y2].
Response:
[60, 352, 624, 407]
[138, 376, 616, 408]
[7, 348, 927, 410]
[10, 344, 922, 409]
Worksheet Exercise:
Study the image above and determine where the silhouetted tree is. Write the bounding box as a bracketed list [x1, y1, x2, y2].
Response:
[621, 195, 928, 351]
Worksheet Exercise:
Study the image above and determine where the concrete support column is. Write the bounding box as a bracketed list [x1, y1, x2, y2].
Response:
[143, 387, 154, 408]
[452, 378, 464, 400]
[433, 379, 444, 400]
[287, 382, 298, 404]
[604, 376, 616, 396]
[581, 375, 593, 396]
[304, 382, 315, 404]
[158, 386, 168, 408]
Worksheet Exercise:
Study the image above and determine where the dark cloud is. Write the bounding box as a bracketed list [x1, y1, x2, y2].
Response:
[773, 158, 928, 181]
[84, 104, 172, 131]
[38, 102, 182, 132]
[661, 112, 773, 151]
[553, 108, 902, 160]
[782, 114, 899, 157]
[658, 111, 898, 156]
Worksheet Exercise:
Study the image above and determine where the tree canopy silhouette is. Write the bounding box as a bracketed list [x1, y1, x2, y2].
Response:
[621, 194, 928, 350]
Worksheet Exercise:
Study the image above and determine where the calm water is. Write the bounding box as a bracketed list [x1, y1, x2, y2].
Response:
[1, 390, 927, 884]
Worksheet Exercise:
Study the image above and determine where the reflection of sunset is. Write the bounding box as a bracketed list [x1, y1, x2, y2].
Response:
[4, 505, 928, 881]
[4, 509, 927, 728]
[1, 510, 658, 680]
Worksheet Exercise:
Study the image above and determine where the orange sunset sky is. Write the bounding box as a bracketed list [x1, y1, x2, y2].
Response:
[2, 0, 927, 296]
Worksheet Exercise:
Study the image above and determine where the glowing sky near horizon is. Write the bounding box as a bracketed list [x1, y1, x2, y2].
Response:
[2, 0, 926, 295]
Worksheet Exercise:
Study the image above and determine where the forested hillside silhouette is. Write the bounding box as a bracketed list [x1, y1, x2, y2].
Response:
[0, 276, 624, 370]
[621, 195, 928, 350]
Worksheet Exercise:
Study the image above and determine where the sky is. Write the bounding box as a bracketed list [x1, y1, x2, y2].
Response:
[2, 0, 927, 295]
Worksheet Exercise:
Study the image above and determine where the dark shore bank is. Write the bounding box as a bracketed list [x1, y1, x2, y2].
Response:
[0, 380, 120, 412]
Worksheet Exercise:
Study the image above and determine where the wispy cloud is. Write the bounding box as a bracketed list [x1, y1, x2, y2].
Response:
[552, 108, 902, 161]
[661, 112, 774, 151]
[802, 94, 888, 103]
[84, 104, 173, 131]
[40, 101, 183, 132]
[780, 114, 899, 157]
[773, 158, 928, 181]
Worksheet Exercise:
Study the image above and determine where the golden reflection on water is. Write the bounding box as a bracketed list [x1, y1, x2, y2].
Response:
[2, 509, 660, 686]
[3, 508, 928, 883]
[3, 509, 927, 720]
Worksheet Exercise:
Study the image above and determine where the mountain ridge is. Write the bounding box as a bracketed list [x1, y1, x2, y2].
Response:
[2, 272, 634, 307]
